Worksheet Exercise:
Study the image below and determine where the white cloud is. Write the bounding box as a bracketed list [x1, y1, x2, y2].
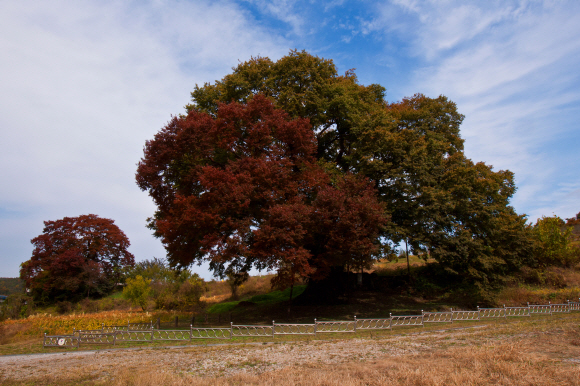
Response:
[368, 0, 580, 221]
[243, 0, 306, 36]
[0, 0, 289, 278]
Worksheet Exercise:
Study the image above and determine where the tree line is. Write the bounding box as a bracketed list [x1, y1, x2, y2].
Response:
[17, 50, 580, 306]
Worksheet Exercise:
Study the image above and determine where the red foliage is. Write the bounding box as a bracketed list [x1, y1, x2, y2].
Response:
[136, 95, 387, 281]
[566, 212, 580, 226]
[20, 214, 135, 301]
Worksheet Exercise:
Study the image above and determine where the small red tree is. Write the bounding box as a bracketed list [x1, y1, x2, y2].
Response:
[20, 214, 135, 302]
[136, 95, 388, 295]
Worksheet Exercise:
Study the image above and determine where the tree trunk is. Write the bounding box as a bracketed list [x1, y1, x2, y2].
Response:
[406, 239, 410, 277]
[293, 267, 348, 305]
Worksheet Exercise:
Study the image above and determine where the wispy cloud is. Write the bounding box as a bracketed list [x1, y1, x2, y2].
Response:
[243, 0, 307, 36]
[366, 0, 580, 221]
[0, 0, 289, 277]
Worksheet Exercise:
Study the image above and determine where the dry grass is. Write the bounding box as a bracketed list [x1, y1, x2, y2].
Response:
[497, 285, 580, 306]
[2, 315, 579, 386]
[107, 342, 580, 386]
[0, 324, 29, 345]
[372, 255, 434, 273]
[204, 275, 276, 302]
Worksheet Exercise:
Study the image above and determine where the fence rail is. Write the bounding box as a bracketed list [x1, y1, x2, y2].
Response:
[43, 298, 580, 348]
[527, 303, 552, 315]
[422, 311, 453, 323]
[43, 334, 79, 348]
[355, 318, 392, 330]
[273, 322, 316, 335]
[452, 310, 480, 321]
[231, 324, 274, 337]
[568, 301, 580, 311]
[77, 332, 117, 345]
[314, 320, 355, 333]
[190, 327, 231, 339]
[390, 314, 424, 328]
[477, 307, 507, 318]
[116, 331, 154, 342]
[504, 306, 531, 317]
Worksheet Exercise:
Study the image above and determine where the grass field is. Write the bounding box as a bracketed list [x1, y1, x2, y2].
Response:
[1, 312, 579, 385]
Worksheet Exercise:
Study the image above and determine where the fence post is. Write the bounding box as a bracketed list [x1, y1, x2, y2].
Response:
[190, 324, 193, 342]
[421, 310, 424, 327]
[477, 306, 480, 320]
[272, 320, 275, 338]
[157, 318, 160, 330]
[354, 316, 357, 332]
[549, 301, 552, 316]
[314, 318, 317, 336]
[230, 322, 233, 340]
[389, 313, 392, 329]
[504, 305, 507, 318]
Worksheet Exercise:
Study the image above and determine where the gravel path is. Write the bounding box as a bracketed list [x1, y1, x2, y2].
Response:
[0, 336, 437, 381]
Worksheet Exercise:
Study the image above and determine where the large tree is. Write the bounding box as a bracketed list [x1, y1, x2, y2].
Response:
[187, 51, 532, 288]
[20, 214, 135, 302]
[140, 50, 532, 298]
[136, 94, 387, 292]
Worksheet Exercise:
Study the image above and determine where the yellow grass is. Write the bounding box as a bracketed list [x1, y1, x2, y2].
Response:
[0, 309, 174, 344]
[2, 315, 579, 385]
[497, 285, 580, 306]
[108, 342, 580, 386]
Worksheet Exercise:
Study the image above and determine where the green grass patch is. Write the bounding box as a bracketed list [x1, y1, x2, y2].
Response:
[106, 291, 124, 300]
[207, 285, 306, 314]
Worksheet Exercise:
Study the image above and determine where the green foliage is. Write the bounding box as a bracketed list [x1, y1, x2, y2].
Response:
[123, 275, 151, 311]
[533, 216, 580, 267]
[126, 257, 174, 282]
[125, 258, 207, 310]
[138, 50, 534, 297]
[0, 278, 24, 296]
[206, 285, 306, 314]
[0, 294, 33, 321]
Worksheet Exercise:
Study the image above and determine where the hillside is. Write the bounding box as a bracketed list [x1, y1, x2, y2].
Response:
[0, 278, 23, 296]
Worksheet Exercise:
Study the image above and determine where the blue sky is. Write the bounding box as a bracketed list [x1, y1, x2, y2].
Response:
[1, 0, 579, 279]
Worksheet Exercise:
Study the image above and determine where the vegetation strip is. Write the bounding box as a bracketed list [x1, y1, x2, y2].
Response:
[41, 300, 579, 349]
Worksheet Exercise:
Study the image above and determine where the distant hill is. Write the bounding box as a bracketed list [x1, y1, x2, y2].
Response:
[0, 278, 24, 296]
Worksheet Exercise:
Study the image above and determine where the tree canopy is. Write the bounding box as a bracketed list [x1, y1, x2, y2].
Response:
[20, 214, 135, 302]
[138, 50, 532, 294]
[137, 94, 387, 286]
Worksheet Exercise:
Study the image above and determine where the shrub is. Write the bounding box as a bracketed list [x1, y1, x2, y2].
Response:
[0, 294, 33, 321]
[533, 216, 580, 267]
[123, 275, 152, 311]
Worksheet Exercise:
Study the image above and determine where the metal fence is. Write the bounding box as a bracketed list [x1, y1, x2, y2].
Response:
[43, 299, 580, 348]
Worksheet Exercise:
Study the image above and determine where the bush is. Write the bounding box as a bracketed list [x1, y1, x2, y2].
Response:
[152, 274, 207, 311]
[0, 294, 33, 321]
[123, 275, 151, 311]
[533, 216, 580, 267]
